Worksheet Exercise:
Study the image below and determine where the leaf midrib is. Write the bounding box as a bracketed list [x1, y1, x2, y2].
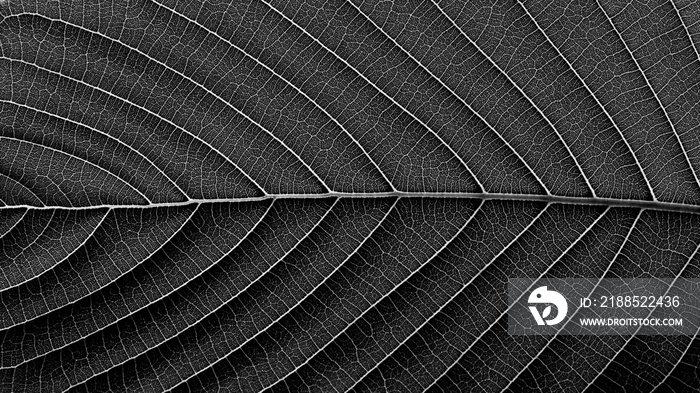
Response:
[4, 192, 700, 214]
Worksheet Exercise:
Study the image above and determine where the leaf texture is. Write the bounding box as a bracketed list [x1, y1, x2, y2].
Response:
[1, 0, 700, 392]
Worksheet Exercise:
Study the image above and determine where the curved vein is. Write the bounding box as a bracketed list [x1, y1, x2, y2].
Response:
[265, 200, 484, 391]
[3, 201, 274, 369]
[670, 0, 700, 64]
[0, 205, 200, 331]
[3, 24, 268, 196]
[0, 208, 111, 295]
[1, 99, 189, 201]
[0, 208, 28, 240]
[150, 0, 396, 193]
[515, 1, 656, 201]
[36, 12, 326, 194]
[342, 202, 549, 391]
[0, 209, 54, 298]
[501, 207, 641, 392]
[651, 326, 700, 391]
[347, 0, 549, 194]
[0, 135, 151, 204]
[259, 0, 484, 193]
[423, 204, 608, 391]
[0, 172, 44, 206]
[583, 240, 700, 391]
[430, 0, 596, 197]
[70, 198, 341, 390]
[166, 197, 399, 392]
[666, 2, 700, 127]
[596, 0, 700, 193]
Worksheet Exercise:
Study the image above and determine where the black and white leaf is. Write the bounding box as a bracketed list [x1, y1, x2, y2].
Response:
[1, 0, 700, 391]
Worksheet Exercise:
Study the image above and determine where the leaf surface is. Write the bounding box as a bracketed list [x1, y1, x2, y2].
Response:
[1, 0, 700, 391]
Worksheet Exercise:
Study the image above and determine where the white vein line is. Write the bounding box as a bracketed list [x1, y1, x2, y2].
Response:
[259, 0, 484, 193]
[627, 9, 698, 100]
[670, 0, 700, 64]
[71, 197, 342, 391]
[265, 200, 485, 392]
[24, 12, 326, 195]
[5, 207, 105, 326]
[667, 1, 700, 126]
[516, 2, 657, 201]
[340, 205, 500, 392]
[346, 0, 546, 195]
[0, 135, 151, 204]
[3, 192, 700, 214]
[501, 207, 641, 392]
[0, 204, 200, 331]
[595, 0, 700, 193]
[166, 198, 399, 392]
[1, 99, 189, 200]
[2, 200, 275, 369]
[151, 1, 397, 193]
[0, 208, 112, 296]
[0, 172, 44, 206]
[634, 23, 691, 92]
[583, 241, 700, 392]
[651, 327, 700, 391]
[3, 212, 53, 327]
[430, 0, 596, 198]
[2, 49, 268, 196]
[0, 207, 28, 240]
[424, 204, 607, 391]
[2, 144, 65, 206]
[0, 209, 53, 300]
[351, 203, 547, 391]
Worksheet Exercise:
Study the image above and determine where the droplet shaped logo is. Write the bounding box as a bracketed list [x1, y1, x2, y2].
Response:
[528, 286, 567, 326]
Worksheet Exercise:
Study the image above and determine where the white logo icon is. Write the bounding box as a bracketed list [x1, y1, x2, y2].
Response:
[528, 286, 567, 326]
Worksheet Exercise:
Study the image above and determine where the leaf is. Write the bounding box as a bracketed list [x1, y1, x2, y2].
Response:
[1, 0, 699, 392]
